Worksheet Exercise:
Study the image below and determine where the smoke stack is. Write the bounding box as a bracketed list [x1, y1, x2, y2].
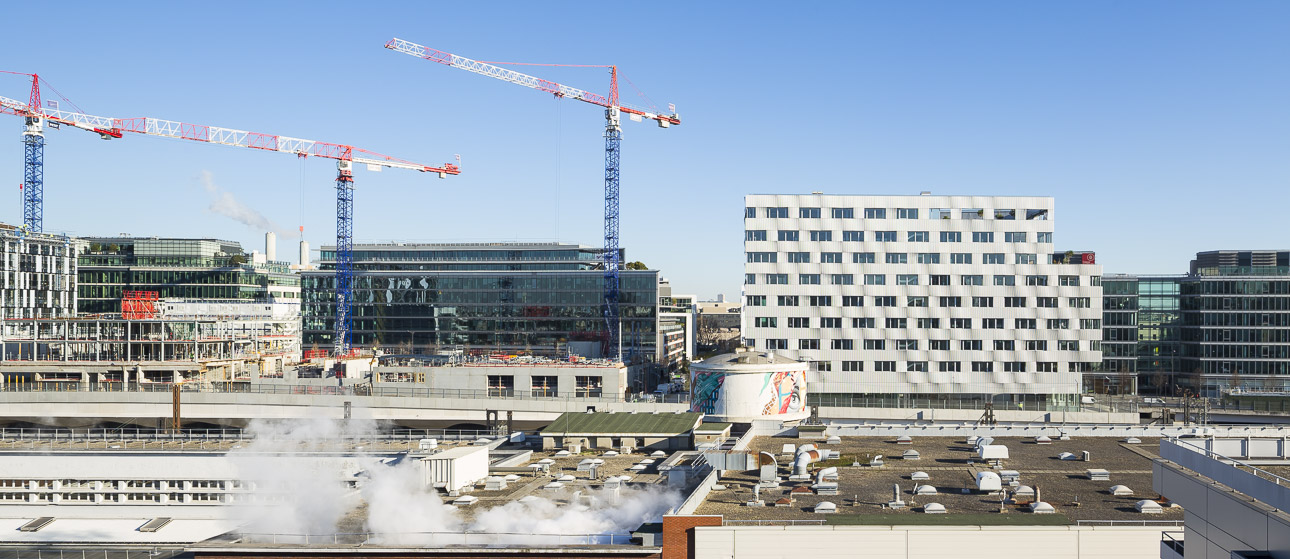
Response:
[299, 240, 310, 268]
[265, 232, 277, 262]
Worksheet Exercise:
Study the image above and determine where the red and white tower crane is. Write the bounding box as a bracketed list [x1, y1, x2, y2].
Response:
[384, 37, 680, 361]
[0, 81, 460, 355]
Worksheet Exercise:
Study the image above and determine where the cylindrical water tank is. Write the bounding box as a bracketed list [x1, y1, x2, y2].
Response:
[689, 349, 809, 422]
[265, 231, 277, 261]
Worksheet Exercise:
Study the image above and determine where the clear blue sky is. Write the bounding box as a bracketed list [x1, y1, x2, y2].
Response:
[1, 2, 1286, 299]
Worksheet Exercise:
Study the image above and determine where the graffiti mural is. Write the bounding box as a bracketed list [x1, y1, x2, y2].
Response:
[690, 371, 725, 414]
[761, 370, 806, 415]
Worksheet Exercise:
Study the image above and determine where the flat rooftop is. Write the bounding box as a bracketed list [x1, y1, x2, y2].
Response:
[696, 435, 1183, 524]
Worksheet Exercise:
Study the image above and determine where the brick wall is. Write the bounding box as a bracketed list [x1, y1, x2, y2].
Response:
[662, 515, 723, 559]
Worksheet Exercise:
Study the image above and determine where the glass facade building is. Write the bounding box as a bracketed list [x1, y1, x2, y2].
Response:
[300, 243, 658, 359]
[1100, 276, 1183, 395]
[76, 237, 300, 315]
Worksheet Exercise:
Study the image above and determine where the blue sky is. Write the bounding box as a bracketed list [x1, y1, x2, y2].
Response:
[1, 2, 1286, 299]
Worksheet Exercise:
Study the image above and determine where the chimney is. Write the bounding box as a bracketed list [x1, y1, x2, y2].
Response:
[265, 232, 277, 262]
[299, 240, 310, 268]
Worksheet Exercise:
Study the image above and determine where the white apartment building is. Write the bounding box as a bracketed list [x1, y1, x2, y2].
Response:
[742, 194, 1102, 403]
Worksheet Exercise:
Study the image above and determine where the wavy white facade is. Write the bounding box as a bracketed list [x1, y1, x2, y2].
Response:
[742, 194, 1102, 397]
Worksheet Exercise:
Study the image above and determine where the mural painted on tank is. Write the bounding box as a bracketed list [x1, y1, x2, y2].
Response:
[762, 370, 806, 416]
[690, 371, 725, 414]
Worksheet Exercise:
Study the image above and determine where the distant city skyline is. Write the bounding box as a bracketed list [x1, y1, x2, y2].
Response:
[0, 2, 1285, 299]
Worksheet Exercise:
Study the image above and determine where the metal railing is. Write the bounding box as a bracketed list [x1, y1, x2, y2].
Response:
[237, 531, 638, 546]
[0, 549, 186, 559]
[1161, 531, 1184, 556]
[0, 427, 493, 444]
[1075, 520, 1184, 527]
[722, 519, 827, 526]
[0, 382, 692, 404]
[809, 394, 1137, 413]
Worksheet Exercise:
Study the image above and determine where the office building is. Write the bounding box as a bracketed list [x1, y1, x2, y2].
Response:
[658, 278, 695, 377]
[743, 194, 1102, 404]
[300, 243, 659, 361]
[0, 224, 77, 319]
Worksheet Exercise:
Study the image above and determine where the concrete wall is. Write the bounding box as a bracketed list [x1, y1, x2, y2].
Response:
[825, 422, 1290, 439]
[375, 365, 628, 400]
[692, 525, 1165, 559]
[820, 406, 1139, 424]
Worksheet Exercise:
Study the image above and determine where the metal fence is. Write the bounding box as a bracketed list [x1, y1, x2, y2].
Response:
[0, 427, 494, 444]
[1074, 520, 1185, 527]
[0, 382, 691, 404]
[809, 394, 1138, 413]
[0, 549, 187, 559]
[236, 531, 638, 546]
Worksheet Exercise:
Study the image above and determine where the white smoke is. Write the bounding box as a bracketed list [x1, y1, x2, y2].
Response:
[466, 484, 681, 545]
[360, 459, 462, 545]
[198, 170, 296, 237]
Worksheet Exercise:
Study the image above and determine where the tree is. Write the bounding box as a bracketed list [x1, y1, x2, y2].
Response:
[625, 261, 649, 270]
[1116, 362, 1135, 395]
[228, 254, 247, 266]
[89, 242, 102, 252]
[1150, 371, 1169, 395]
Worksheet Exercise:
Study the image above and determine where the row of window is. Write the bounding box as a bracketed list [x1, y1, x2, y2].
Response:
[747, 294, 1092, 309]
[748, 251, 1062, 265]
[745, 230, 1054, 244]
[751, 316, 1102, 330]
[746, 273, 1093, 286]
[755, 338, 1089, 351]
[747, 207, 1051, 221]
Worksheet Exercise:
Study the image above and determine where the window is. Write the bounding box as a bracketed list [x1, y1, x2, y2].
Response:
[831, 207, 854, 219]
[831, 274, 854, 285]
[799, 339, 820, 350]
[896, 339, 918, 350]
[972, 296, 994, 308]
[994, 275, 1015, 286]
[930, 274, 951, 285]
[972, 232, 994, 243]
[1037, 232, 1053, 243]
[939, 361, 961, 372]
[531, 376, 558, 397]
[842, 296, 863, 307]
[747, 252, 777, 263]
[1046, 319, 1068, 330]
[831, 339, 853, 350]
[950, 253, 972, 264]
[800, 274, 820, 285]
[1080, 319, 1102, 329]
[1004, 232, 1027, 242]
[754, 317, 777, 328]
[766, 339, 789, 349]
[950, 318, 972, 329]
[1015, 318, 1036, 329]
[896, 208, 918, 219]
[907, 361, 928, 372]
[929, 340, 950, 351]
[1059, 275, 1080, 286]
[940, 231, 962, 242]
[778, 295, 799, 306]
[778, 230, 799, 241]
[842, 361, 863, 372]
[995, 209, 1016, 220]
[961, 275, 984, 286]
[745, 207, 756, 218]
[961, 340, 983, 350]
[907, 295, 928, 307]
[1025, 275, 1049, 286]
[745, 230, 767, 241]
[939, 296, 961, 307]
[864, 208, 886, 219]
[809, 295, 832, 307]
[864, 274, 886, 285]
[821, 317, 842, 328]
[1068, 297, 1091, 308]
[874, 296, 897, 307]
[800, 207, 821, 218]
[1036, 362, 1058, 372]
[1003, 362, 1026, 372]
[821, 252, 843, 263]
[1026, 340, 1048, 351]
[874, 361, 897, 372]
[853, 252, 876, 263]
[1026, 209, 1048, 220]
[963, 208, 984, 220]
[1058, 340, 1079, 351]
[1004, 297, 1026, 308]
[1090, 276, 1100, 286]
[982, 318, 1005, 329]
[971, 361, 994, 372]
[885, 317, 908, 328]
[745, 274, 756, 285]
[917, 317, 940, 328]
[852, 317, 874, 328]
[486, 375, 514, 395]
[994, 340, 1015, 350]
[886, 253, 908, 264]
[788, 317, 810, 328]
[810, 230, 833, 242]
[1036, 297, 1058, 308]
[864, 339, 885, 350]
[918, 253, 940, 264]
[983, 253, 1005, 264]
[813, 361, 831, 372]
[766, 207, 788, 218]
[746, 295, 766, 306]
[843, 231, 864, 242]
[908, 231, 929, 242]
[766, 274, 788, 284]
[1015, 253, 1037, 264]
[875, 231, 897, 242]
[787, 252, 810, 263]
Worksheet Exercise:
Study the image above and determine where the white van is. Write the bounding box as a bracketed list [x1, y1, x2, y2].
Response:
[1080, 396, 1096, 405]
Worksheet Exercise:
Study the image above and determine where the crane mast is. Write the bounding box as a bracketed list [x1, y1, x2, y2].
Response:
[385, 38, 680, 362]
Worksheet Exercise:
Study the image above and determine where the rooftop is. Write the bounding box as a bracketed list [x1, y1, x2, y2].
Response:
[539, 412, 703, 436]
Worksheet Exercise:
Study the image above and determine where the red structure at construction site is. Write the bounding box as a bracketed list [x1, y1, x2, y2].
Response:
[120, 291, 158, 320]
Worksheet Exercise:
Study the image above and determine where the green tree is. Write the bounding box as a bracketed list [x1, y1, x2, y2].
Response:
[625, 261, 649, 270]
[228, 254, 247, 266]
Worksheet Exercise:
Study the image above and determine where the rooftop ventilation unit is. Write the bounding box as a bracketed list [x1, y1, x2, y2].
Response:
[1030, 501, 1056, 514]
[1086, 469, 1111, 481]
[914, 484, 938, 496]
[1111, 485, 1134, 496]
[826, 436, 841, 444]
[902, 450, 921, 460]
[1014, 485, 1035, 498]
[1058, 452, 1078, 461]
[1034, 436, 1052, 444]
[138, 518, 172, 533]
[896, 435, 913, 444]
[922, 502, 946, 513]
[814, 501, 837, 514]
[976, 471, 1002, 492]
[910, 471, 930, 481]
[1135, 500, 1163, 514]
[19, 517, 55, 532]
